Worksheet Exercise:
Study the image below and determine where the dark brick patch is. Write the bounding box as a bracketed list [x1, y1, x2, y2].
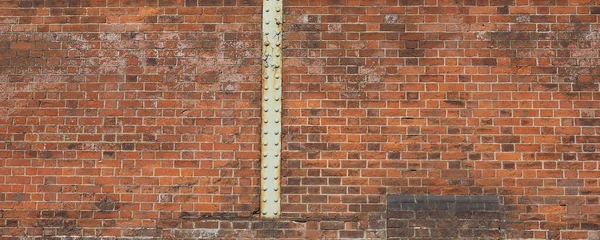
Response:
[387, 195, 502, 239]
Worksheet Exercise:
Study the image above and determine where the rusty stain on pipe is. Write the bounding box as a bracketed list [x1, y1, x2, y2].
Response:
[261, 0, 283, 218]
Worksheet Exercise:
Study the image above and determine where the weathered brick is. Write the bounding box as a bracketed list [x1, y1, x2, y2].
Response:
[1, 0, 599, 239]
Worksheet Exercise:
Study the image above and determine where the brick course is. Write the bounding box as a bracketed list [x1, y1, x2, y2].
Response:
[1, 0, 600, 239]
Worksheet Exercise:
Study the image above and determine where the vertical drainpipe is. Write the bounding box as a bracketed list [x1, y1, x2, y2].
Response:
[261, 0, 283, 218]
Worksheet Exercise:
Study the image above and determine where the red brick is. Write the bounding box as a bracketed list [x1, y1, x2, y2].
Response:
[0, 1, 598, 239]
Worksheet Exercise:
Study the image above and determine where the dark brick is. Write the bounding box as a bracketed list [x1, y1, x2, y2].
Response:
[472, 58, 497, 66]
[388, 228, 415, 238]
[320, 221, 344, 230]
[387, 195, 415, 203]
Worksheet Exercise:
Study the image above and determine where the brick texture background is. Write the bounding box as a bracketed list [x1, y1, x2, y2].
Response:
[1, 0, 600, 239]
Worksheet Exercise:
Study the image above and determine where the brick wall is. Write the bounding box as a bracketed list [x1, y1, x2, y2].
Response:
[1, 0, 600, 239]
[387, 195, 502, 239]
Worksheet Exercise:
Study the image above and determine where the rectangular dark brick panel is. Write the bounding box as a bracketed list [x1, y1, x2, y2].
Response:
[387, 195, 502, 239]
